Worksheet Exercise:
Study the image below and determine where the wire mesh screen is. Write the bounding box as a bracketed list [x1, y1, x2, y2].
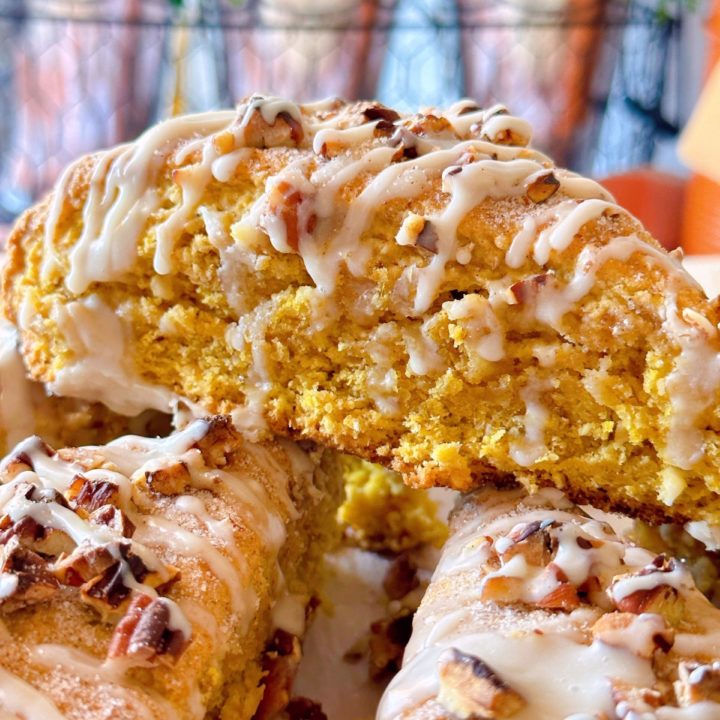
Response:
[0, 0, 684, 222]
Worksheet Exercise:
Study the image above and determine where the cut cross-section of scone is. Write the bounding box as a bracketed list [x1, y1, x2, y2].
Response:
[4, 95, 720, 523]
[0, 415, 341, 719]
[379, 485, 720, 719]
[0, 318, 170, 454]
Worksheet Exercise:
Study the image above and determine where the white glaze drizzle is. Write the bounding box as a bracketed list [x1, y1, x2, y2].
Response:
[380, 486, 720, 720]
[0, 666, 66, 720]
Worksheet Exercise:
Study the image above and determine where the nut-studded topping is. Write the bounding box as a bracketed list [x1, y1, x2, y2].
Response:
[264, 179, 316, 254]
[368, 612, 414, 681]
[591, 612, 674, 658]
[241, 104, 304, 148]
[362, 104, 401, 124]
[611, 583, 682, 621]
[89, 505, 135, 539]
[0, 512, 74, 558]
[499, 519, 555, 566]
[507, 273, 558, 306]
[0, 536, 60, 610]
[675, 661, 720, 706]
[437, 648, 526, 719]
[67, 475, 120, 512]
[190, 416, 239, 467]
[108, 594, 189, 665]
[526, 172, 560, 204]
[389, 127, 420, 160]
[254, 629, 303, 720]
[409, 114, 452, 136]
[143, 461, 191, 497]
[0, 437, 53, 478]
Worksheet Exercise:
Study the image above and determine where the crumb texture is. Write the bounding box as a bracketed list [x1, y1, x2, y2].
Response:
[4, 95, 720, 523]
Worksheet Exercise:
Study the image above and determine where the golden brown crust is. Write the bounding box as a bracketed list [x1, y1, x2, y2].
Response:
[5, 97, 720, 523]
[0, 416, 341, 719]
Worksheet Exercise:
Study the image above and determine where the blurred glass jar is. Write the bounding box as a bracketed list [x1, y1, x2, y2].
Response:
[0, 0, 170, 221]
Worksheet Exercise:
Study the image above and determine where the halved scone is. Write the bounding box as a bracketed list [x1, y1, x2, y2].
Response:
[0, 415, 341, 719]
[380, 484, 720, 719]
[4, 96, 720, 523]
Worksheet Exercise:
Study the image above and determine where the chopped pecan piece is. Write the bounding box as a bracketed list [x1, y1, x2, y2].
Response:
[0, 512, 74, 558]
[479, 575, 524, 605]
[241, 102, 304, 148]
[383, 553, 419, 601]
[143, 461, 191, 497]
[108, 594, 189, 665]
[613, 584, 681, 619]
[526, 172, 560, 204]
[417, 221, 440, 254]
[368, 612, 414, 681]
[89, 505, 135, 539]
[507, 273, 558, 306]
[437, 648, 526, 719]
[285, 698, 328, 720]
[67, 474, 120, 512]
[53, 543, 117, 586]
[536, 564, 580, 611]
[500, 519, 555, 566]
[389, 127, 419, 160]
[190, 416, 239, 468]
[362, 104, 401, 124]
[0, 437, 53, 477]
[592, 612, 674, 658]
[409, 114, 452, 136]
[676, 661, 720, 706]
[0, 536, 60, 610]
[254, 629, 303, 720]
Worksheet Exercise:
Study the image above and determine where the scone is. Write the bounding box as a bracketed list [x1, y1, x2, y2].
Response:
[380, 485, 720, 719]
[4, 95, 720, 523]
[0, 319, 170, 454]
[0, 415, 341, 719]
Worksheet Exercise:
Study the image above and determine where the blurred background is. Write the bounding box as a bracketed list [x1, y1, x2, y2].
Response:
[0, 0, 719, 253]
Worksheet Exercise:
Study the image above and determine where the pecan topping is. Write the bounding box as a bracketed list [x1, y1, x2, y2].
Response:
[676, 661, 720, 706]
[0, 536, 60, 610]
[389, 127, 419, 160]
[417, 221, 440, 254]
[368, 612, 414, 681]
[67, 475, 120, 512]
[108, 594, 189, 664]
[526, 171, 560, 204]
[89, 505, 135, 539]
[383, 553, 419, 601]
[265, 180, 316, 254]
[409, 114, 452, 136]
[241, 103, 304, 148]
[437, 648, 526, 719]
[501, 519, 556, 566]
[254, 629, 303, 720]
[362, 104, 400, 124]
[144, 461, 191, 497]
[592, 612, 674, 658]
[507, 273, 558, 306]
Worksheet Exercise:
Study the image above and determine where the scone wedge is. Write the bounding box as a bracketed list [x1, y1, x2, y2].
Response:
[4, 96, 720, 523]
[380, 485, 720, 719]
[0, 415, 340, 719]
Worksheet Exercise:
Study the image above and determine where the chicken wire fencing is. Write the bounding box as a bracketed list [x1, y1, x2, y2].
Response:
[0, 0, 686, 222]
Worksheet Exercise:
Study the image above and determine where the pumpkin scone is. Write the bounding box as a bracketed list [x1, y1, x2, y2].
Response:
[0, 415, 342, 719]
[4, 95, 720, 523]
[380, 485, 720, 719]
